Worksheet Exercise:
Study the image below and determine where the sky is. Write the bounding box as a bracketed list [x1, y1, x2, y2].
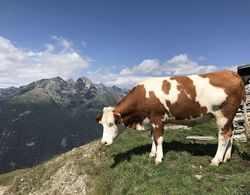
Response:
[0, 0, 250, 88]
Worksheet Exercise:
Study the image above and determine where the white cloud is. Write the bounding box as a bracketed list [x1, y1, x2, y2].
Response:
[163, 54, 217, 75]
[120, 54, 217, 78]
[87, 69, 149, 88]
[88, 54, 217, 88]
[0, 36, 220, 89]
[120, 59, 160, 76]
[0, 36, 90, 88]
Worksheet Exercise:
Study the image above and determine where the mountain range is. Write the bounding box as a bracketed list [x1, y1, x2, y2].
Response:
[0, 76, 127, 173]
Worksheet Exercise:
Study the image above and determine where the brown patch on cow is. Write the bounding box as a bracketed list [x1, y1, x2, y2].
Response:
[131, 122, 137, 129]
[221, 124, 234, 139]
[115, 85, 166, 134]
[152, 121, 164, 142]
[113, 110, 122, 124]
[201, 70, 245, 135]
[162, 80, 171, 94]
[96, 114, 102, 123]
[115, 87, 138, 115]
[163, 76, 207, 120]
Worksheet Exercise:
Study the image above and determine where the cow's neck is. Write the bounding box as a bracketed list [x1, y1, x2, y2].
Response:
[114, 88, 142, 126]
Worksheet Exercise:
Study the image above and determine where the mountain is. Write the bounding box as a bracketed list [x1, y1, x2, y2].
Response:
[0, 76, 127, 174]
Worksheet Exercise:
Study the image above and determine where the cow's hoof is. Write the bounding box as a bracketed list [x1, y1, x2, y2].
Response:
[155, 158, 162, 165]
[210, 159, 220, 166]
[223, 157, 231, 163]
[223, 155, 231, 163]
[209, 162, 219, 166]
[149, 152, 156, 158]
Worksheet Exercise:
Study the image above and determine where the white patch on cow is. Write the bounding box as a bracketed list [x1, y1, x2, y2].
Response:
[136, 124, 145, 131]
[155, 136, 164, 164]
[151, 123, 159, 128]
[137, 77, 180, 111]
[183, 89, 191, 99]
[136, 117, 152, 131]
[165, 79, 180, 104]
[161, 113, 168, 121]
[100, 106, 125, 145]
[214, 110, 228, 128]
[149, 137, 156, 157]
[190, 75, 227, 113]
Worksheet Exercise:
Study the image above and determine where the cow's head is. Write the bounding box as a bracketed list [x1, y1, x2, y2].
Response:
[96, 107, 125, 145]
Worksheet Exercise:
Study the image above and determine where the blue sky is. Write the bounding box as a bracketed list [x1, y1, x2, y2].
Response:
[0, 0, 250, 88]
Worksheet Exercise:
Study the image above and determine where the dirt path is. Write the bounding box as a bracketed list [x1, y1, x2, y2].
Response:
[0, 186, 9, 195]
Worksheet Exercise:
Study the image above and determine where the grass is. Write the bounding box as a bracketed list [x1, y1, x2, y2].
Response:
[1, 120, 249, 194]
[0, 169, 28, 186]
[0, 151, 71, 193]
[92, 120, 250, 195]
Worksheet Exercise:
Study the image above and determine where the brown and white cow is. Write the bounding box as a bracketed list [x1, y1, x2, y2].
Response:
[96, 70, 250, 166]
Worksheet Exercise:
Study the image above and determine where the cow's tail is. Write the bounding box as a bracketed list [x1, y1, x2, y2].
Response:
[243, 98, 250, 141]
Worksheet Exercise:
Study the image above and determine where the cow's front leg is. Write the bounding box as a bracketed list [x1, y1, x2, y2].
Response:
[151, 120, 164, 164]
[155, 136, 164, 164]
[149, 137, 156, 158]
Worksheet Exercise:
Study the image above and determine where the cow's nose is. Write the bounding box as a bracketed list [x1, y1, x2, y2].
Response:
[101, 140, 107, 145]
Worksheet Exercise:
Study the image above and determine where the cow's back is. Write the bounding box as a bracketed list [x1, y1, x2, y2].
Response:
[200, 70, 245, 102]
[137, 70, 245, 121]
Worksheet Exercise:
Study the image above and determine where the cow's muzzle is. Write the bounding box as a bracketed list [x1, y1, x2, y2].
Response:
[101, 140, 112, 146]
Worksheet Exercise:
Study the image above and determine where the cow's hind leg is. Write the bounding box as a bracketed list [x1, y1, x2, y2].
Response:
[211, 110, 234, 166]
[223, 134, 233, 162]
[223, 125, 234, 162]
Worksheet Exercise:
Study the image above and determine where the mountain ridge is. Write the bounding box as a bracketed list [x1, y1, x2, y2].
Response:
[0, 76, 127, 174]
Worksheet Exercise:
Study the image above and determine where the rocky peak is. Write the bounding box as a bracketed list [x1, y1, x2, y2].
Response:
[0, 86, 20, 102]
[0, 76, 127, 105]
[37, 77, 66, 89]
[112, 85, 122, 93]
[76, 77, 93, 90]
[66, 78, 75, 88]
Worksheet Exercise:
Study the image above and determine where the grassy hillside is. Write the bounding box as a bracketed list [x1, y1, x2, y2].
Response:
[1, 120, 250, 194]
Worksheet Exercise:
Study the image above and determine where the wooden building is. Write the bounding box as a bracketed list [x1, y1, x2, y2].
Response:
[233, 64, 250, 142]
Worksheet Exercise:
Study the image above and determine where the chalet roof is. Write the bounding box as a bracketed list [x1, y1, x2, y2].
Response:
[237, 64, 250, 79]
[238, 64, 250, 70]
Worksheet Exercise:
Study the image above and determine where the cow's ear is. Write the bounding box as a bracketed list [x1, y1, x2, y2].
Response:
[96, 114, 102, 123]
[113, 111, 121, 124]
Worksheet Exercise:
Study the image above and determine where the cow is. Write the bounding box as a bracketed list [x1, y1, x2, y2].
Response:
[96, 70, 250, 166]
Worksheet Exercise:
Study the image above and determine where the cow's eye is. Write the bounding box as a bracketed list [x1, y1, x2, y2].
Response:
[108, 123, 114, 127]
